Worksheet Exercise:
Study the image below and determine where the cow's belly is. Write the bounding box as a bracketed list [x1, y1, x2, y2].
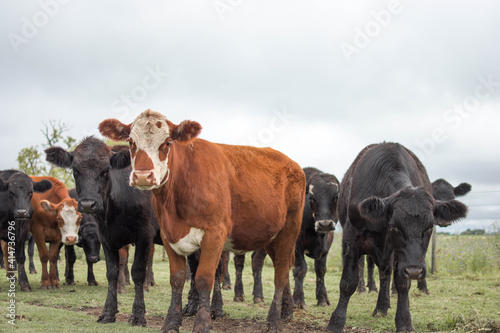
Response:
[167, 227, 205, 256]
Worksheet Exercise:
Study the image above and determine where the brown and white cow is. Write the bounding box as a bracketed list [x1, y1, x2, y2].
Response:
[99, 109, 305, 333]
[30, 176, 81, 289]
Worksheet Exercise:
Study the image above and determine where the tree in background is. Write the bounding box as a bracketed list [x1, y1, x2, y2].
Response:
[17, 120, 76, 188]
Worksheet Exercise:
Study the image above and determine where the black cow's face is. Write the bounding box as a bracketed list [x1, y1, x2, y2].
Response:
[432, 179, 471, 226]
[0, 173, 52, 221]
[45, 137, 130, 214]
[359, 186, 467, 282]
[307, 174, 339, 233]
[78, 217, 101, 263]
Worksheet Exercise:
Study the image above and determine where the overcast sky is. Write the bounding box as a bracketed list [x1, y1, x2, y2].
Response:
[1, 0, 499, 233]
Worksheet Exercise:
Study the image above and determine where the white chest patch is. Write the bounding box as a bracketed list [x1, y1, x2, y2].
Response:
[169, 228, 205, 256]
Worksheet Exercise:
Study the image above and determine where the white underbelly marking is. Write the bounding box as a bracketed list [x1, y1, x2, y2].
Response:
[169, 228, 205, 256]
[223, 237, 246, 255]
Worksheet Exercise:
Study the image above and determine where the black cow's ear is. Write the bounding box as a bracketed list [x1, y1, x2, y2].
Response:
[454, 183, 471, 197]
[34, 179, 53, 193]
[434, 199, 468, 227]
[0, 179, 8, 192]
[359, 196, 389, 223]
[45, 147, 73, 168]
[110, 149, 131, 169]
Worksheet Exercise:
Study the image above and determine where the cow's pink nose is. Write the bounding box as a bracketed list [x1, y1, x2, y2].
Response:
[66, 236, 77, 245]
[132, 170, 157, 186]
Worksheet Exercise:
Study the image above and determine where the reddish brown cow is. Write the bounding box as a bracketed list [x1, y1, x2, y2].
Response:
[30, 176, 81, 289]
[99, 109, 305, 333]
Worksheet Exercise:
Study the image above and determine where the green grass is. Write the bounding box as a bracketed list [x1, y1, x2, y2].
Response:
[0, 234, 499, 332]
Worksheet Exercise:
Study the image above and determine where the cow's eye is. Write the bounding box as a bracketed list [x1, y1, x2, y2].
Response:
[389, 226, 399, 233]
[101, 169, 109, 177]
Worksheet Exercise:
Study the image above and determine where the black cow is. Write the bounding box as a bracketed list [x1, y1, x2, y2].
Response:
[327, 143, 468, 333]
[293, 167, 339, 308]
[0, 170, 52, 291]
[62, 188, 101, 286]
[358, 178, 472, 295]
[227, 167, 339, 309]
[45, 138, 163, 326]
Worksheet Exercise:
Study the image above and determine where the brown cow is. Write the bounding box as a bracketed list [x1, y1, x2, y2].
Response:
[99, 109, 305, 333]
[30, 176, 81, 289]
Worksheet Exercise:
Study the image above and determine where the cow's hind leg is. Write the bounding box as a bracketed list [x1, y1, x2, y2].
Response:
[128, 240, 151, 327]
[28, 234, 37, 274]
[252, 248, 267, 303]
[367, 256, 378, 292]
[98, 245, 119, 324]
[183, 252, 200, 317]
[210, 255, 224, 319]
[292, 249, 307, 309]
[233, 253, 246, 302]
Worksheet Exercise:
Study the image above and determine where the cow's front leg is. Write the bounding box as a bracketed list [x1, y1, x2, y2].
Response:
[48, 241, 61, 289]
[161, 245, 186, 333]
[97, 244, 119, 324]
[327, 241, 360, 333]
[373, 261, 392, 317]
[394, 271, 414, 332]
[292, 248, 308, 309]
[367, 256, 378, 292]
[64, 245, 76, 286]
[15, 235, 31, 292]
[315, 252, 330, 306]
[129, 240, 151, 327]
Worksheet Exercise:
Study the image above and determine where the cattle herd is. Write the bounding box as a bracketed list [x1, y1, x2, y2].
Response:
[0, 109, 471, 333]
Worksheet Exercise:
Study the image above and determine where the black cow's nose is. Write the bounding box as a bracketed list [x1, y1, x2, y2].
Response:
[79, 200, 97, 213]
[88, 255, 99, 263]
[404, 267, 424, 280]
[15, 209, 29, 218]
[315, 220, 336, 233]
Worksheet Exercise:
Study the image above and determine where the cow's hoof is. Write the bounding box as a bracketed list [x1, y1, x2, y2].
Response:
[193, 307, 212, 333]
[211, 308, 224, 320]
[372, 308, 388, 318]
[234, 295, 245, 302]
[222, 284, 232, 290]
[128, 315, 147, 327]
[97, 314, 116, 324]
[41, 285, 48, 290]
[266, 322, 280, 333]
[88, 281, 99, 286]
[64, 281, 75, 286]
[254, 297, 264, 304]
[118, 287, 126, 294]
[317, 301, 330, 307]
[30, 269, 37, 274]
[20, 285, 32, 292]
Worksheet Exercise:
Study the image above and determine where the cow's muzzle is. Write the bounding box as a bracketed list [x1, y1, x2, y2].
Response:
[403, 266, 425, 280]
[78, 199, 100, 213]
[130, 170, 158, 187]
[314, 220, 336, 233]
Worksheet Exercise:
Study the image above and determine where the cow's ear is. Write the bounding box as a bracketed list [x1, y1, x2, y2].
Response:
[434, 199, 468, 227]
[359, 196, 390, 223]
[45, 147, 73, 168]
[0, 179, 8, 192]
[171, 120, 202, 143]
[99, 119, 131, 141]
[110, 149, 131, 169]
[454, 183, 471, 197]
[40, 200, 56, 213]
[34, 179, 53, 193]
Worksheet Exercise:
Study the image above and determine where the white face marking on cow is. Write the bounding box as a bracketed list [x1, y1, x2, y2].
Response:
[169, 228, 205, 256]
[59, 203, 80, 245]
[129, 112, 171, 189]
[309, 184, 314, 195]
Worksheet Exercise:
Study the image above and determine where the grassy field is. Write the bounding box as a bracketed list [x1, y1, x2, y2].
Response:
[0, 234, 499, 332]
